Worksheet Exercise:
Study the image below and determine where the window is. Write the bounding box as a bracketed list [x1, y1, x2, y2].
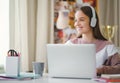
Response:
[0, 0, 9, 66]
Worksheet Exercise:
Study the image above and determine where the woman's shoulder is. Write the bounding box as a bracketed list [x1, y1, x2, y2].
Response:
[96, 40, 114, 52]
[104, 40, 113, 45]
[96, 39, 113, 45]
[96, 40, 118, 55]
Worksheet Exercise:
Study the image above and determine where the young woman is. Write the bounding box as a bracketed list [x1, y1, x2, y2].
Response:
[66, 4, 120, 76]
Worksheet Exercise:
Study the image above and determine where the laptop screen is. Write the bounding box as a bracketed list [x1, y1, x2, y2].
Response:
[47, 44, 96, 79]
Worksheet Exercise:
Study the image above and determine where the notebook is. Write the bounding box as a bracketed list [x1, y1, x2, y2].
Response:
[46, 44, 96, 79]
[0, 72, 40, 80]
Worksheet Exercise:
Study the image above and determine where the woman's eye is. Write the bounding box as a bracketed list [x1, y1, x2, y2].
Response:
[74, 18, 85, 22]
[80, 18, 84, 21]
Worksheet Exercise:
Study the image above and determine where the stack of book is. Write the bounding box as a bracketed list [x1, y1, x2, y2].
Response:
[101, 74, 120, 83]
[93, 74, 120, 83]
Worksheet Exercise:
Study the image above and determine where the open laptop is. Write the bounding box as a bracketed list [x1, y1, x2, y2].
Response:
[46, 44, 96, 79]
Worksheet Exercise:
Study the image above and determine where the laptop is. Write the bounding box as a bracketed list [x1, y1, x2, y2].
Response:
[46, 44, 96, 79]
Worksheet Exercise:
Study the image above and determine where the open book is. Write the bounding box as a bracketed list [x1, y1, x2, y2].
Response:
[0, 72, 40, 80]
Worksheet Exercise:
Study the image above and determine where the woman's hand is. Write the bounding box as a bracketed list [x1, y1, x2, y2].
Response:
[97, 66, 104, 76]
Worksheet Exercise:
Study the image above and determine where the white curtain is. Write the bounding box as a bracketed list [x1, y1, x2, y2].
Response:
[9, 0, 54, 72]
[98, 0, 120, 46]
[35, 0, 54, 72]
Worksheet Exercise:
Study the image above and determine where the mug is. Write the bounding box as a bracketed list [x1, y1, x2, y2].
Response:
[32, 62, 44, 76]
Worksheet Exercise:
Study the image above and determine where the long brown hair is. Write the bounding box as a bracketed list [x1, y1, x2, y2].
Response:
[78, 6, 107, 40]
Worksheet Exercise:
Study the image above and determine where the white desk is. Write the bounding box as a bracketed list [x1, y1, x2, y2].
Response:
[0, 75, 100, 83]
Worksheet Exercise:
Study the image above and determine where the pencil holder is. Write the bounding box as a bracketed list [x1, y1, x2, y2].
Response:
[5, 56, 20, 77]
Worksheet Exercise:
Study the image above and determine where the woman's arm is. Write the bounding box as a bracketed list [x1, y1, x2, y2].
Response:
[97, 53, 120, 75]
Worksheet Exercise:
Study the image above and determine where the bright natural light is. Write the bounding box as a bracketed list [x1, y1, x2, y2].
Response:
[0, 0, 9, 66]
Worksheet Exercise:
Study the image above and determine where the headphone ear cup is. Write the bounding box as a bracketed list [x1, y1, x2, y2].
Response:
[90, 17, 97, 27]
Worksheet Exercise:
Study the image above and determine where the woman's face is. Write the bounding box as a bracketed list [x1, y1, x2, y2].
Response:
[74, 10, 92, 35]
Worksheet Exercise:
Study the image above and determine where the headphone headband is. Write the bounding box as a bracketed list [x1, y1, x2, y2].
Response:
[81, 3, 97, 27]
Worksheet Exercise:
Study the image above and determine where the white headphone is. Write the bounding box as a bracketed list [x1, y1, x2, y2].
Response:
[81, 3, 97, 27]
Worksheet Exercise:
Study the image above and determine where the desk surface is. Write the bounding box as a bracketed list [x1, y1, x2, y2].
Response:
[0, 74, 101, 83]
